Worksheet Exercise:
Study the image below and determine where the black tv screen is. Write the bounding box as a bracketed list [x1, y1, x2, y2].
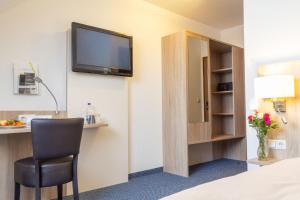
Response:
[72, 22, 133, 77]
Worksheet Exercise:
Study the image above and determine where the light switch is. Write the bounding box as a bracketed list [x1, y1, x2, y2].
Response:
[276, 140, 287, 150]
[268, 139, 286, 150]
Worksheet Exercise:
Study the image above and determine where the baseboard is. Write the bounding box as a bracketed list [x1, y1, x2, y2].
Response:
[128, 159, 247, 179]
[128, 167, 163, 179]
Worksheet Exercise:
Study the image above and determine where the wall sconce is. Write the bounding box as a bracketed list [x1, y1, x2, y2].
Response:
[254, 75, 295, 124]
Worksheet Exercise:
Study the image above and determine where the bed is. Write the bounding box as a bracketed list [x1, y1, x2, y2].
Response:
[161, 158, 300, 200]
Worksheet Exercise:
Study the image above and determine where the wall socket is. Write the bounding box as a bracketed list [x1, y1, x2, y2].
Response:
[268, 139, 287, 150]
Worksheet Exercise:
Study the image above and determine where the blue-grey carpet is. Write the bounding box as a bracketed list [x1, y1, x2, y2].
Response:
[64, 159, 247, 200]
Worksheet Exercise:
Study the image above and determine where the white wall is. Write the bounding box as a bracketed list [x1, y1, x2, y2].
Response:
[0, 0, 223, 193]
[221, 25, 244, 47]
[127, 1, 221, 173]
[0, 3, 67, 111]
[244, 0, 300, 159]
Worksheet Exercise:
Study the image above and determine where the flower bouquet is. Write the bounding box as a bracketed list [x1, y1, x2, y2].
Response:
[248, 112, 278, 160]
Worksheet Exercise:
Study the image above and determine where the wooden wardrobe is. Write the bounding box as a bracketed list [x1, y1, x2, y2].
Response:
[162, 31, 246, 177]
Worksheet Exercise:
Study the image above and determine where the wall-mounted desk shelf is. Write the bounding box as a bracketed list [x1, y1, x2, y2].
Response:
[0, 122, 108, 135]
[0, 127, 31, 135]
[84, 122, 108, 129]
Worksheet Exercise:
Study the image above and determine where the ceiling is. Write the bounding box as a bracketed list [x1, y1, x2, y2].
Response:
[0, 0, 243, 29]
[145, 0, 243, 29]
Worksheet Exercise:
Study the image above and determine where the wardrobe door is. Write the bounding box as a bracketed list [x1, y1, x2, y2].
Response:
[162, 32, 189, 177]
[187, 36, 210, 143]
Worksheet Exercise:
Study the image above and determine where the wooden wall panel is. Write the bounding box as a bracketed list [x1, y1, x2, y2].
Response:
[232, 47, 246, 137]
[162, 32, 189, 177]
[188, 122, 210, 144]
[258, 61, 300, 160]
[188, 143, 214, 166]
[212, 138, 247, 161]
[224, 138, 247, 161]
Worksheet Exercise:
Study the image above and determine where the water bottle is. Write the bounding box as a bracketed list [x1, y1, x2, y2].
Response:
[85, 103, 96, 124]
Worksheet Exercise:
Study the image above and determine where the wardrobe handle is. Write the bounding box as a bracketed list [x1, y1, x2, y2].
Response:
[200, 59, 205, 123]
[202, 56, 209, 122]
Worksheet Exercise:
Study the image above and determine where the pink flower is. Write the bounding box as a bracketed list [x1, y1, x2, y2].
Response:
[248, 115, 253, 122]
[264, 113, 271, 125]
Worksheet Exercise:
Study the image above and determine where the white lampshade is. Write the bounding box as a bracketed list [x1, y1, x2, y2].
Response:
[254, 75, 295, 99]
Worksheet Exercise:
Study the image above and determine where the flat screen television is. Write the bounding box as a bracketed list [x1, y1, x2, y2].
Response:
[72, 22, 133, 77]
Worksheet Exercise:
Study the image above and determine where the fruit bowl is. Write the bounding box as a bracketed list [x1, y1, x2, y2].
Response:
[0, 120, 26, 129]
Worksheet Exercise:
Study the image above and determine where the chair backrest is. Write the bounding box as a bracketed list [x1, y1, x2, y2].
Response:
[31, 118, 84, 160]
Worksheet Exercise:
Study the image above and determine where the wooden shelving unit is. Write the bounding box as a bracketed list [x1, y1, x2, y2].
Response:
[210, 40, 235, 140]
[162, 31, 246, 177]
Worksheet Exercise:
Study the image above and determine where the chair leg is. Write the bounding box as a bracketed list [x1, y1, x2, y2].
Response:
[72, 155, 79, 200]
[57, 185, 63, 200]
[34, 160, 41, 200]
[14, 182, 20, 200]
[73, 177, 79, 200]
[35, 187, 41, 200]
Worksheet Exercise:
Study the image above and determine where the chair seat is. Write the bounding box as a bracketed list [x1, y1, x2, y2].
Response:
[14, 156, 73, 187]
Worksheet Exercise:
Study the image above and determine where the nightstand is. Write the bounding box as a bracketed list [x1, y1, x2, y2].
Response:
[247, 158, 279, 167]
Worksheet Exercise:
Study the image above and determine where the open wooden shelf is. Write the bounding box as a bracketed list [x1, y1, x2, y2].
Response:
[188, 134, 244, 145]
[211, 68, 232, 73]
[211, 91, 233, 95]
[211, 134, 241, 142]
[212, 113, 234, 116]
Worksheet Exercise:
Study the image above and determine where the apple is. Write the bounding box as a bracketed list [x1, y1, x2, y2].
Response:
[0, 120, 7, 126]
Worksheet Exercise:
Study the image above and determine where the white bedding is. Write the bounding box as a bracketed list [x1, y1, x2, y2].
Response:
[161, 158, 300, 200]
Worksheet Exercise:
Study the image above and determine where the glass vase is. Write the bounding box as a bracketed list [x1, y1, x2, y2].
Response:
[257, 133, 268, 161]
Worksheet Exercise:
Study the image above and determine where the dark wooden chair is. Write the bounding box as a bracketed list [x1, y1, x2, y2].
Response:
[14, 118, 84, 200]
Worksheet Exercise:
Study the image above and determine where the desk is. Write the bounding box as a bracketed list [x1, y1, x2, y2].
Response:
[0, 111, 107, 200]
[0, 122, 108, 135]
